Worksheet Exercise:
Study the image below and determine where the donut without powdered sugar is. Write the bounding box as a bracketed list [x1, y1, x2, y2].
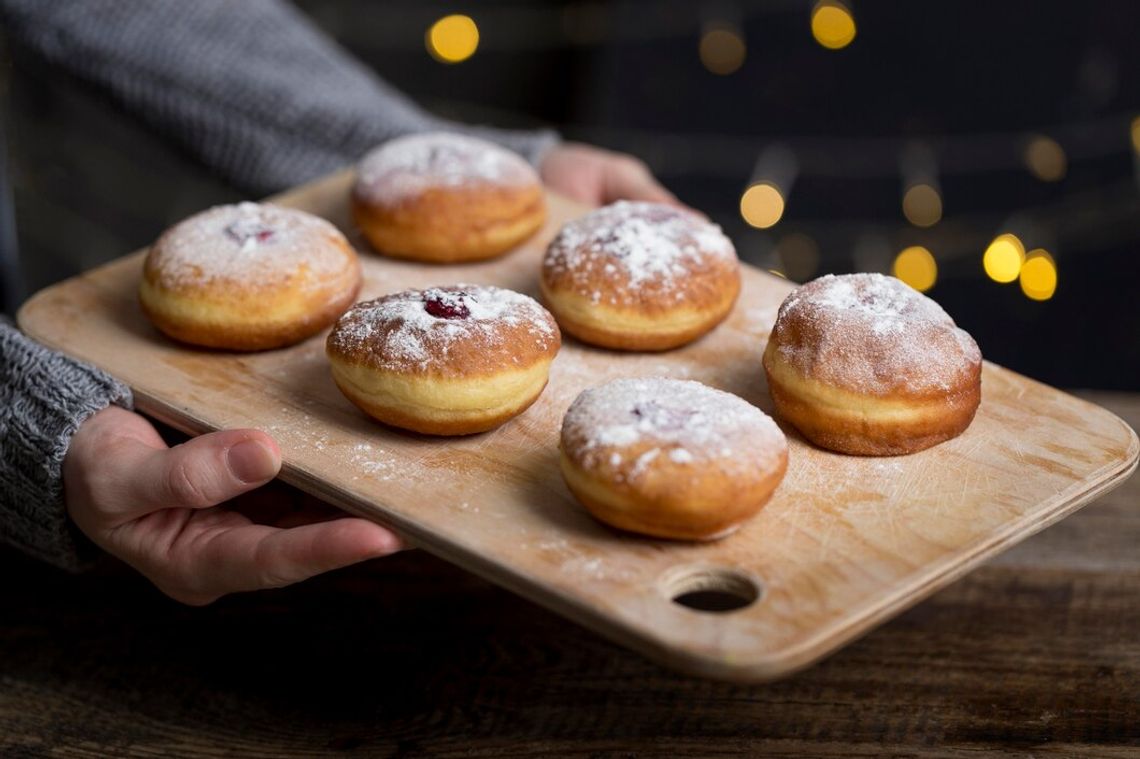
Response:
[139, 202, 362, 350]
[763, 272, 982, 455]
[560, 378, 788, 540]
[352, 132, 546, 263]
[326, 284, 561, 435]
[540, 201, 741, 351]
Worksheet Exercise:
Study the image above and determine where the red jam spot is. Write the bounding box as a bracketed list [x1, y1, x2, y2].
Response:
[225, 221, 275, 246]
[424, 291, 470, 319]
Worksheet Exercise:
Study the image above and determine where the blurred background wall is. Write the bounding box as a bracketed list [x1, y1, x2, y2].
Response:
[3, 0, 1138, 389]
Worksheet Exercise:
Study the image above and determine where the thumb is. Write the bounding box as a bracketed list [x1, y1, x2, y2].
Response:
[129, 430, 281, 515]
[603, 163, 680, 206]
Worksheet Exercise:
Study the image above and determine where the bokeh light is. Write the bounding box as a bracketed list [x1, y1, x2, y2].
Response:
[699, 26, 747, 75]
[1131, 116, 1140, 153]
[811, 1, 857, 50]
[892, 246, 938, 292]
[776, 233, 820, 282]
[902, 183, 943, 227]
[426, 14, 479, 63]
[1024, 135, 1067, 182]
[1019, 249, 1058, 301]
[983, 233, 1026, 283]
[740, 183, 785, 228]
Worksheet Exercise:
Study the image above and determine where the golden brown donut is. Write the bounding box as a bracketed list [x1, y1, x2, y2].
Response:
[540, 201, 740, 351]
[763, 273, 982, 456]
[351, 132, 546, 263]
[560, 378, 788, 540]
[139, 202, 361, 351]
[326, 284, 561, 435]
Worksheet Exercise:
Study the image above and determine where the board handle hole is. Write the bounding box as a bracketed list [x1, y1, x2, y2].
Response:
[661, 566, 761, 613]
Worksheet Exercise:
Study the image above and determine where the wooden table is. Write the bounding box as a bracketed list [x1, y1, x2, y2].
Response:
[1, 392, 1136, 757]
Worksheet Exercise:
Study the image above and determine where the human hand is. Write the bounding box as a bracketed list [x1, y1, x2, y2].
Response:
[63, 406, 402, 605]
[539, 142, 681, 207]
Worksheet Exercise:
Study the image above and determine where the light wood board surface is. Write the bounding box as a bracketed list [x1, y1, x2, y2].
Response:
[18, 169, 1139, 682]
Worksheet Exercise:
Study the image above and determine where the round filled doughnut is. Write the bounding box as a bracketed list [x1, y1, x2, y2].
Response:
[326, 284, 561, 435]
[540, 201, 740, 351]
[139, 202, 361, 351]
[351, 132, 546, 263]
[763, 273, 982, 456]
[559, 377, 788, 540]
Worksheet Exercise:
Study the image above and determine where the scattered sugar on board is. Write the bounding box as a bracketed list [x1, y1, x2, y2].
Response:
[772, 273, 981, 395]
[355, 131, 536, 205]
[563, 377, 785, 478]
[149, 202, 350, 290]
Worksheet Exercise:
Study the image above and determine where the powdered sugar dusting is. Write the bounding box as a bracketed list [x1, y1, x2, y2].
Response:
[562, 378, 786, 479]
[543, 201, 737, 304]
[147, 202, 352, 290]
[354, 132, 538, 205]
[770, 273, 982, 395]
[328, 284, 559, 373]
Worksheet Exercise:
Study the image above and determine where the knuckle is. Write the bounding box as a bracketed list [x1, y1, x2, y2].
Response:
[617, 154, 648, 173]
[253, 544, 295, 589]
[164, 459, 214, 508]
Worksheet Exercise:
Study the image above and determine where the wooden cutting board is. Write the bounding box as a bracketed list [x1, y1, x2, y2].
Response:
[18, 169, 1138, 682]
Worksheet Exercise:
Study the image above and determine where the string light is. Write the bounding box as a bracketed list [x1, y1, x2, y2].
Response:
[699, 24, 746, 75]
[811, 1, 856, 50]
[742, 144, 797, 229]
[892, 246, 938, 292]
[902, 184, 943, 227]
[1024, 135, 1067, 182]
[426, 14, 479, 63]
[740, 183, 785, 228]
[983, 233, 1026, 283]
[1019, 249, 1058, 301]
[900, 143, 942, 228]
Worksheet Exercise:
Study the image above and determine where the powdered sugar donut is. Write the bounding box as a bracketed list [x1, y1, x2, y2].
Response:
[540, 201, 740, 351]
[140, 202, 361, 350]
[763, 273, 982, 455]
[560, 378, 788, 540]
[352, 132, 546, 263]
[326, 284, 561, 435]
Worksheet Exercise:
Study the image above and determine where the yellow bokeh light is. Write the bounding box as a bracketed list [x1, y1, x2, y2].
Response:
[811, 1, 856, 50]
[1131, 116, 1140, 153]
[902, 183, 942, 227]
[982, 233, 1026, 283]
[1019, 249, 1057, 301]
[426, 14, 479, 63]
[1024, 135, 1067, 182]
[892, 246, 937, 292]
[740, 183, 785, 228]
[699, 27, 746, 75]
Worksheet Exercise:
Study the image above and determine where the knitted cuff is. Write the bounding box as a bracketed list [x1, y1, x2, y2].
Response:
[0, 321, 133, 571]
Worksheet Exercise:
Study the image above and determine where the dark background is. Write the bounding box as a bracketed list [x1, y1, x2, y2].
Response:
[4, 0, 1138, 389]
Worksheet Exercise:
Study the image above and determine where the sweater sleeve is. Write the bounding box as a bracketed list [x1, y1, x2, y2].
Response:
[0, 0, 560, 194]
[0, 320, 132, 571]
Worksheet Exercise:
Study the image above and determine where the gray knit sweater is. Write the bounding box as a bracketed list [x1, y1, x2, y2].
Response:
[0, 319, 132, 570]
[0, 0, 559, 569]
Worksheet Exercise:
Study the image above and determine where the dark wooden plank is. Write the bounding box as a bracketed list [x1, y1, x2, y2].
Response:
[0, 392, 1137, 757]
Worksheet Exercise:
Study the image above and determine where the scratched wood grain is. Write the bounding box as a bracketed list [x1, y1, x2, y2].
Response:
[17, 169, 1139, 681]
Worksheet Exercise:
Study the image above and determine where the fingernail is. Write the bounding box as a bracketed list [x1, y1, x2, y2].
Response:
[227, 439, 280, 483]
